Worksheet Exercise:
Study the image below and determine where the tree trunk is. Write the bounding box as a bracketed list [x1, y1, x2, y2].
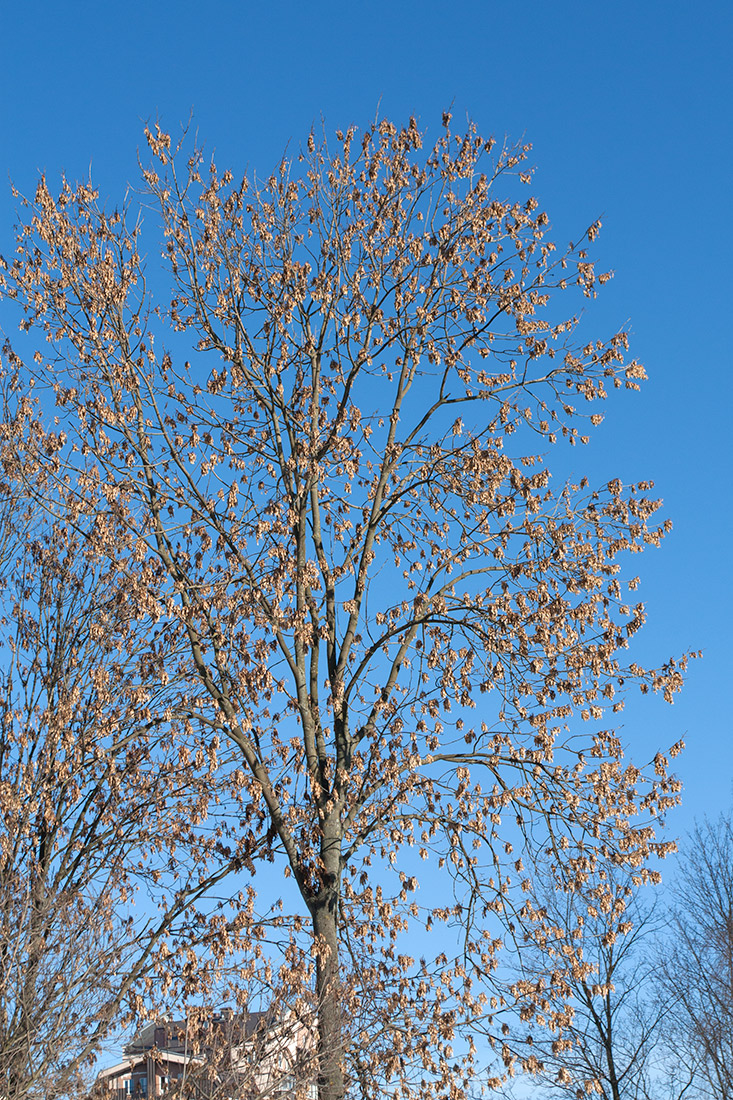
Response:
[310, 805, 345, 1100]
[312, 898, 344, 1100]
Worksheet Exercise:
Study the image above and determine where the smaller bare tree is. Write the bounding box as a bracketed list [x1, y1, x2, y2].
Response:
[658, 813, 733, 1100]
[503, 864, 669, 1100]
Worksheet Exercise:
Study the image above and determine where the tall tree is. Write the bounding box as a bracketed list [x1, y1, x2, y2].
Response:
[0, 115, 688, 1100]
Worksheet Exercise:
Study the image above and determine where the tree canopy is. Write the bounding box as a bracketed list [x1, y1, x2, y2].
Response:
[0, 114, 688, 1100]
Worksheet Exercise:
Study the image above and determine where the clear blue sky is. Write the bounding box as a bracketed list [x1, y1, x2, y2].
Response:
[0, 0, 730, 851]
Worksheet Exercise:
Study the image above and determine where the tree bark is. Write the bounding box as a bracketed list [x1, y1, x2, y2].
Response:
[310, 806, 345, 1100]
[312, 899, 344, 1100]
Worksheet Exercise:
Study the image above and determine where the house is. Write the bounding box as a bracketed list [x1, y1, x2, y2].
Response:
[93, 1019, 195, 1098]
[92, 1009, 316, 1098]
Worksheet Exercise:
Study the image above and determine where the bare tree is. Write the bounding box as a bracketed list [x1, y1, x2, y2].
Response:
[0, 403, 259, 1099]
[658, 814, 733, 1100]
[502, 861, 673, 1100]
[0, 114, 689, 1100]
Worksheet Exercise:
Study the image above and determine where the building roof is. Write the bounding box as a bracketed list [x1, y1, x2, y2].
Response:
[97, 1050, 198, 1080]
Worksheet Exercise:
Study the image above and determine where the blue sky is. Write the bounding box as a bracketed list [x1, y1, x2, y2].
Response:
[0, 0, 730, 854]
